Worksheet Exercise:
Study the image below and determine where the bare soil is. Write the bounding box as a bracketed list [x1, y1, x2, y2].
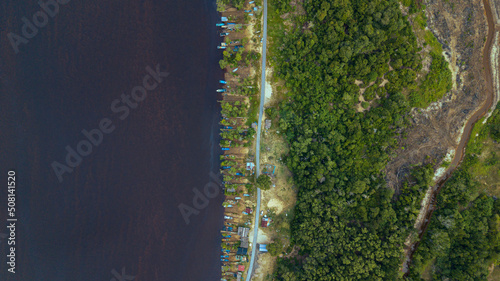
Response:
[401, 0, 500, 274]
[252, 252, 276, 280]
[249, 85, 297, 281]
[386, 0, 489, 192]
[249, 26, 298, 279]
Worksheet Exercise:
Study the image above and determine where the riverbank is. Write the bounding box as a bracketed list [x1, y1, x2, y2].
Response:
[215, 1, 264, 280]
[403, 0, 500, 273]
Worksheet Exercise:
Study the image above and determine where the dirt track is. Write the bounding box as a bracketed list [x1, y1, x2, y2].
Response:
[403, 0, 499, 274]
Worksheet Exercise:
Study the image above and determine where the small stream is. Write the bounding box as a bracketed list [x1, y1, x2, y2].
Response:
[404, 0, 499, 273]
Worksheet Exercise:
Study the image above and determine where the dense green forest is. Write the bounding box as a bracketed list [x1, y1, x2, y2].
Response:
[407, 106, 500, 280]
[264, 0, 486, 280]
[407, 168, 500, 280]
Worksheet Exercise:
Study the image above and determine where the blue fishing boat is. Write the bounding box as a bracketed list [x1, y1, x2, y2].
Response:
[222, 166, 231, 169]
[222, 148, 230, 151]
[216, 23, 224, 26]
[217, 89, 227, 93]
[219, 80, 227, 84]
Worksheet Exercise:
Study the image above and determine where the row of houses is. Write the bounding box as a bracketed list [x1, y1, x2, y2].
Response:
[236, 226, 250, 256]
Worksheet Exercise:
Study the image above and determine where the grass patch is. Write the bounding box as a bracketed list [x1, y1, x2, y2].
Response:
[465, 106, 500, 198]
[420, 258, 436, 280]
[409, 53, 452, 108]
[414, 12, 427, 29]
[267, 0, 287, 59]
[405, 9, 452, 108]
[424, 30, 444, 56]
[246, 95, 259, 126]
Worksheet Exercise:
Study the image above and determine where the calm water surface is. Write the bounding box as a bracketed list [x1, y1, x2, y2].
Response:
[0, 1, 223, 280]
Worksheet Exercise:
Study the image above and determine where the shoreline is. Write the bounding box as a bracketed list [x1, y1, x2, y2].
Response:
[215, 1, 265, 280]
[215, 1, 298, 280]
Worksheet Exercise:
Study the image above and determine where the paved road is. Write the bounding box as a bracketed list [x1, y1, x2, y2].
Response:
[246, 0, 267, 280]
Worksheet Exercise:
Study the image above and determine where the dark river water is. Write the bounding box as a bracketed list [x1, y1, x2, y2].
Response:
[0, 1, 224, 280]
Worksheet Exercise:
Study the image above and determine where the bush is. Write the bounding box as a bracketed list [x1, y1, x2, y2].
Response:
[268, 239, 284, 256]
[488, 104, 500, 141]
[232, 0, 245, 10]
[265, 107, 279, 119]
[256, 174, 272, 190]
[410, 53, 452, 108]
[216, 0, 230, 12]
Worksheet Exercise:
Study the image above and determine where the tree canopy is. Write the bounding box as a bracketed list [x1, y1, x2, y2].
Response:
[266, 0, 467, 279]
[256, 174, 272, 190]
[270, 0, 427, 279]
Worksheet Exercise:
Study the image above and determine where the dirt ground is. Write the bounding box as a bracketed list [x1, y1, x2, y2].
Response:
[489, 264, 500, 281]
[386, 0, 489, 191]
[250, 122, 297, 280]
[252, 252, 277, 280]
[250, 34, 298, 280]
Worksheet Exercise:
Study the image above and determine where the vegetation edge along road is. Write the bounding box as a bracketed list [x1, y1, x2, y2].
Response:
[263, 0, 492, 279]
[246, 0, 267, 280]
